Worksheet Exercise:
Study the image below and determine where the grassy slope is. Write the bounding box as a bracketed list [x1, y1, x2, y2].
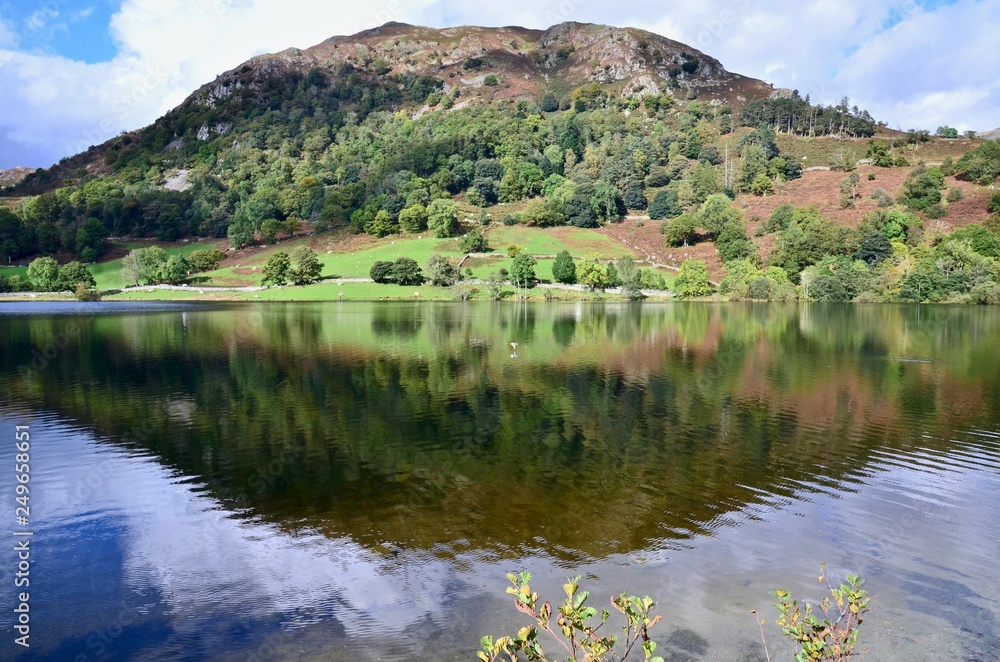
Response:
[194, 225, 644, 288]
[93, 240, 226, 289]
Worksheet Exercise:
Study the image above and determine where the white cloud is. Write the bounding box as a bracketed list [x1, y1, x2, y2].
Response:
[833, 1, 1000, 133]
[0, 0, 438, 168]
[0, 0, 997, 169]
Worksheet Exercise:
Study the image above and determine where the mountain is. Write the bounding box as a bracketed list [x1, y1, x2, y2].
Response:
[0, 167, 32, 189]
[7, 22, 777, 194]
[977, 128, 1000, 140]
[205, 21, 776, 108]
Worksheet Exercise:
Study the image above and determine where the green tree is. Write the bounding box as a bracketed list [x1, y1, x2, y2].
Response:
[399, 204, 429, 233]
[228, 215, 256, 249]
[288, 247, 322, 285]
[162, 255, 190, 285]
[427, 199, 459, 238]
[616, 256, 644, 300]
[188, 249, 225, 272]
[261, 219, 281, 244]
[736, 145, 768, 193]
[749, 173, 774, 196]
[366, 210, 396, 238]
[120, 246, 166, 286]
[552, 250, 577, 284]
[370, 260, 395, 284]
[262, 252, 291, 287]
[648, 190, 682, 220]
[770, 207, 844, 280]
[576, 258, 609, 291]
[510, 253, 537, 288]
[459, 229, 490, 253]
[76, 217, 109, 259]
[690, 161, 721, 203]
[391, 257, 425, 285]
[623, 182, 647, 210]
[715, 218, 756, 263]
[674, 259, 714, 298]
[27, 257, 62, 291]
[426, 254, 460, 286]
[661, 214, 698, 247]
[281, 217, 301, 238]
[59, 261, 96, 290]
[854, 232, 893, 266]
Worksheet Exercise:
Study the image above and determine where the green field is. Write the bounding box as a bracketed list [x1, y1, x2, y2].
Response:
[0, 266, 28, 279]
[11, 224, 668, 299]
[93, 240, 225, 289]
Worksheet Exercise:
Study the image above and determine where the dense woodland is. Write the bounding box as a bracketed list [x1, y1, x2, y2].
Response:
[2, 59, 999, 302]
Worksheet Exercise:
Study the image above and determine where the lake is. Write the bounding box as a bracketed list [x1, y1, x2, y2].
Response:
[1, 301, 998, 661]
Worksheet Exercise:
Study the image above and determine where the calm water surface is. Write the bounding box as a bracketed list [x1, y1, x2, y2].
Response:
[0, 302, 998, 661]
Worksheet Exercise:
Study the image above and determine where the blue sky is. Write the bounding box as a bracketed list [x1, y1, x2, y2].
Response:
[0, 0, 997, 169]
[0, 0, 118, 63]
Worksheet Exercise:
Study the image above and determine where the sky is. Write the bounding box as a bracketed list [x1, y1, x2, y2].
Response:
[0, 0, 997, 169]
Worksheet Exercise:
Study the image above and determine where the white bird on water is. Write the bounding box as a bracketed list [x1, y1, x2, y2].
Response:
[510, 342, 518, 358]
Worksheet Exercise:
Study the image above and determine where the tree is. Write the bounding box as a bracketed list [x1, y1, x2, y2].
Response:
[674, 259, 714, 298]
[577, 258, 609, 291]
[426, 254, 460, 286]
[552, 250, 577, 284]
[427, 199, 459, 238]
[391, 257, 425, 285]
[281, 217, 301, 238]
[839, 172, 860, 209]
[261, 219, 281, 244]
[661, 214, 697, 247]
[715, 218, 756, 263]
[59, 261, 96, 290]
[540, 91, 559, 112]
[854, 232, 893, 266]
[228, 215, 256, 249]
[811, 274, 850, 301]
[623, 182, 647, 210]
[616, 256, 645, 300]
[76, 217, 109, 259]
[459, 229, 490, 253]
[162, 255, 190, 285]
[510, 253, 537, 288]
[565, 194, 597, 228]
[370, 260, 395, 284]
[262, 252, 291, 287]
[188, 249, 225, 272]
[988, 192, 1000, 215]
[27, 257, 62, 291]
[955, 140, 1000, 184]
[366, 210, 396, 238]
[749, 173, 774, 196]
[648, 190, 682, 220]
[736, 144, 768, 193]
[288, 246, 322, 285]
[121, 250, 142, 286]
[399, 204, 428, 233]
[120, 246, 166, 286]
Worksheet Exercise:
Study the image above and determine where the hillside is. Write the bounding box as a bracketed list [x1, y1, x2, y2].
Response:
[1, 21, 998, 305]
[3, 21, 778, 196]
